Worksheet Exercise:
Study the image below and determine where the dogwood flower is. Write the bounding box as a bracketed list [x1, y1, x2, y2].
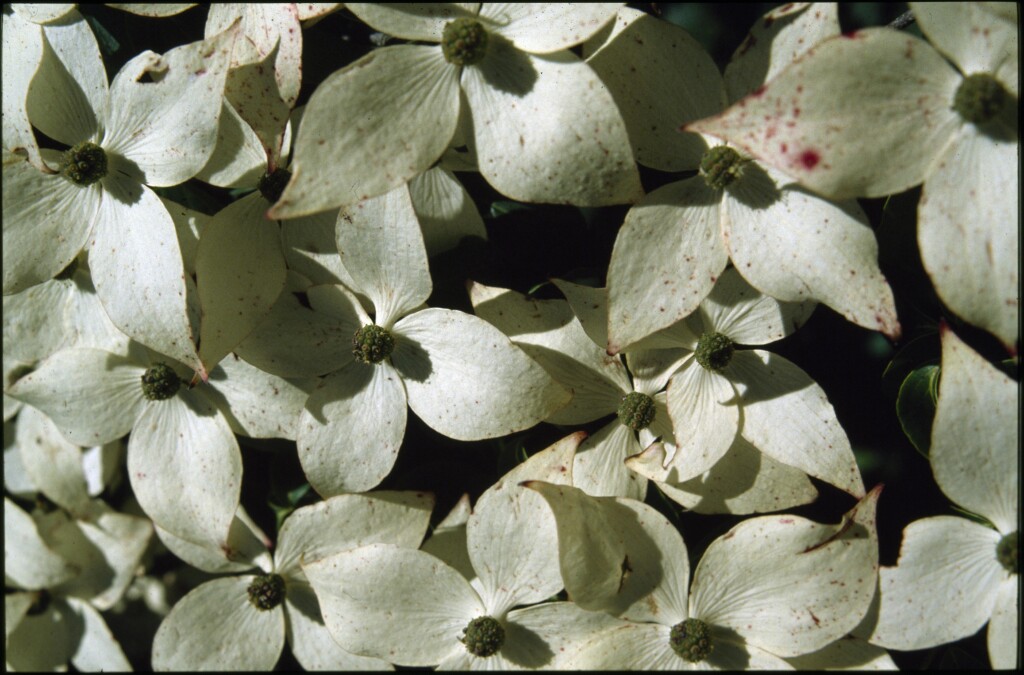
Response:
[269, 2, 641, 218]
[151, 491, 432, 671]
[858, 327, 1018, 668]
[690, 3, 1018, 352]
[303, 432, 622, 669]
[5, 496, 152, 671]
[469, 279, 684, 500]
[623, 268, 865, 499]
[2, 11, 238, 376]
[590, 4, 898, 353]
[526, 481, 883, 669]
[278, 185, 568, 495]
[7, 345, 313, 548]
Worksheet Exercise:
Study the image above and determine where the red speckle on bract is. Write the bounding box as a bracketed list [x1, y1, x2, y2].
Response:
[752, 84, 766, 97]
[800, 150, 821, 169]
[780, 143, 788, 153]
[842, 30, 860, 39]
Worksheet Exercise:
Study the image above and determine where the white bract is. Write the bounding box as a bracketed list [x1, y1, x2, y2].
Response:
[151, 491, 432, 671]
[470, 280, 688, 500]
[281, 185, 568, 495]
[622, 268, 864, 500]
[691, 3, 1018, 351]
[593, 4, 899, 353]
[7, 345, 313, 548]
[527, 481, 883, 669]
[859, 327, 1018, 668]
[303, 433, 621, 668]
[269, 2, 641, 218]
[2, 11, 238, 376]
[5, 496, 152, 672]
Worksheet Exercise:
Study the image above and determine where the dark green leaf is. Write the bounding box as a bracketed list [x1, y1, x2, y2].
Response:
[895, 364, 940, 456]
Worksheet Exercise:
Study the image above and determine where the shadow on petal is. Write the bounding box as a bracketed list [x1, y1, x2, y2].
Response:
[476, 33, 537, 96]
[502, 618, 556, 669]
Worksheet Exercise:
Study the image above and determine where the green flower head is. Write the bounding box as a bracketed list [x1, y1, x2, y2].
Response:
[617, 391, 656, 431]
[59, 141, 108, 186]
[141, 363, 182, 401]
[669, 618, 714, 663]
[695, 332, 735, 372]
[442, 18, 489, 66]
[459, 615, 505, 657]
[699, 145, 745, 190]
[953, 73, 1009, 125]
[247, 573, 286, 611]
[352, 324, 395, 364]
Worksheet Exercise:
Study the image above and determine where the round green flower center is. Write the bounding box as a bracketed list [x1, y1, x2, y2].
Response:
[140, 363, 182, 401]
[258, 167, 292, 204]
[997, 530, 1018, 574]
[695, 332, 735, 372]
[352, 324, 395, 364]
[617, 391, 656, 431]
[27, 590, 52, 616]
[669, 618, 714, 663]
[700, 145, 744, 189]
[953, 73, 1008, 125]
[459, 616, 505, 657]
[247, 573, 286, 611]
[59, 141, 108, 186]
[441, 18, 489, 66]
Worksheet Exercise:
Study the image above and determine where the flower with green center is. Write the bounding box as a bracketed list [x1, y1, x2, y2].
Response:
[152, 491, 433, 671]
[8, 345, 313, 549]
[269, 3, 640, 219]
[304, 434, 622, 669]
[140, 362, 182, 401]
[459, 616, 504, 657]
[58, 141, 108, 186]
[255, 186, 568, 496]
[862, 327, 1019, 669]
[953, 72, 1009, 124]
[2, 11, 240, 378]
[441, 18, 489, 66]
[351, 324, 395, 364]
[470, 279, 689, 501]
[525, 481, 885, 670]
[592, 5, 899, 353]
[617, 391, 656, 431]
[247, 573, 286, 611]
[690, 3, 1018, 351]
[624, 268, 865, 502]
[699, 146, 744, 190]
[694, 332, 734, 372]
[669, 618, 713, 662]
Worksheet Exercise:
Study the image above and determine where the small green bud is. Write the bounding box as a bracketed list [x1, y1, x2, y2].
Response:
[441, 18, 489, 66]
[669, 618, 714, 663]
[459, 616, 505, 657]
[700, 145, 745, 189]
[27, 590, 52, 616]
[695, 332, 735, 372]
[59, 141, 108, 186]
[247, 573, 286, 611]
[352, 324, 395, 364]
[617, 391, 656, 431]
[997, 530, 1018, 574]
[140, 363, 181, 401]
[953, 73, 1008, 125]
[258, 168, 292, 204]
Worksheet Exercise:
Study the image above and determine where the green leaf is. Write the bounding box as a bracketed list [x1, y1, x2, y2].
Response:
[83, 14, 120, 56]
[895, 364, 940, 456]
[487, 200, 533, 219]
[881, 331, 940, 402]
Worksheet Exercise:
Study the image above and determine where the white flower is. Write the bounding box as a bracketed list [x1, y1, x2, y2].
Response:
[269, 2, 640, 218]
[151, 491, 433, 671]
[303, 433, 622, 668]
[624, 268, 865, 499]
[591, 4, 899, 352]
[7, 346, 313, 548]
[690, 3, 1018, 351]
[526, 481, 883, 669]
[2, 11, 238, 376]
[859, 326, 1018, 668]
[5, 496, 152, 672]
[277, 185, 568, 495]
